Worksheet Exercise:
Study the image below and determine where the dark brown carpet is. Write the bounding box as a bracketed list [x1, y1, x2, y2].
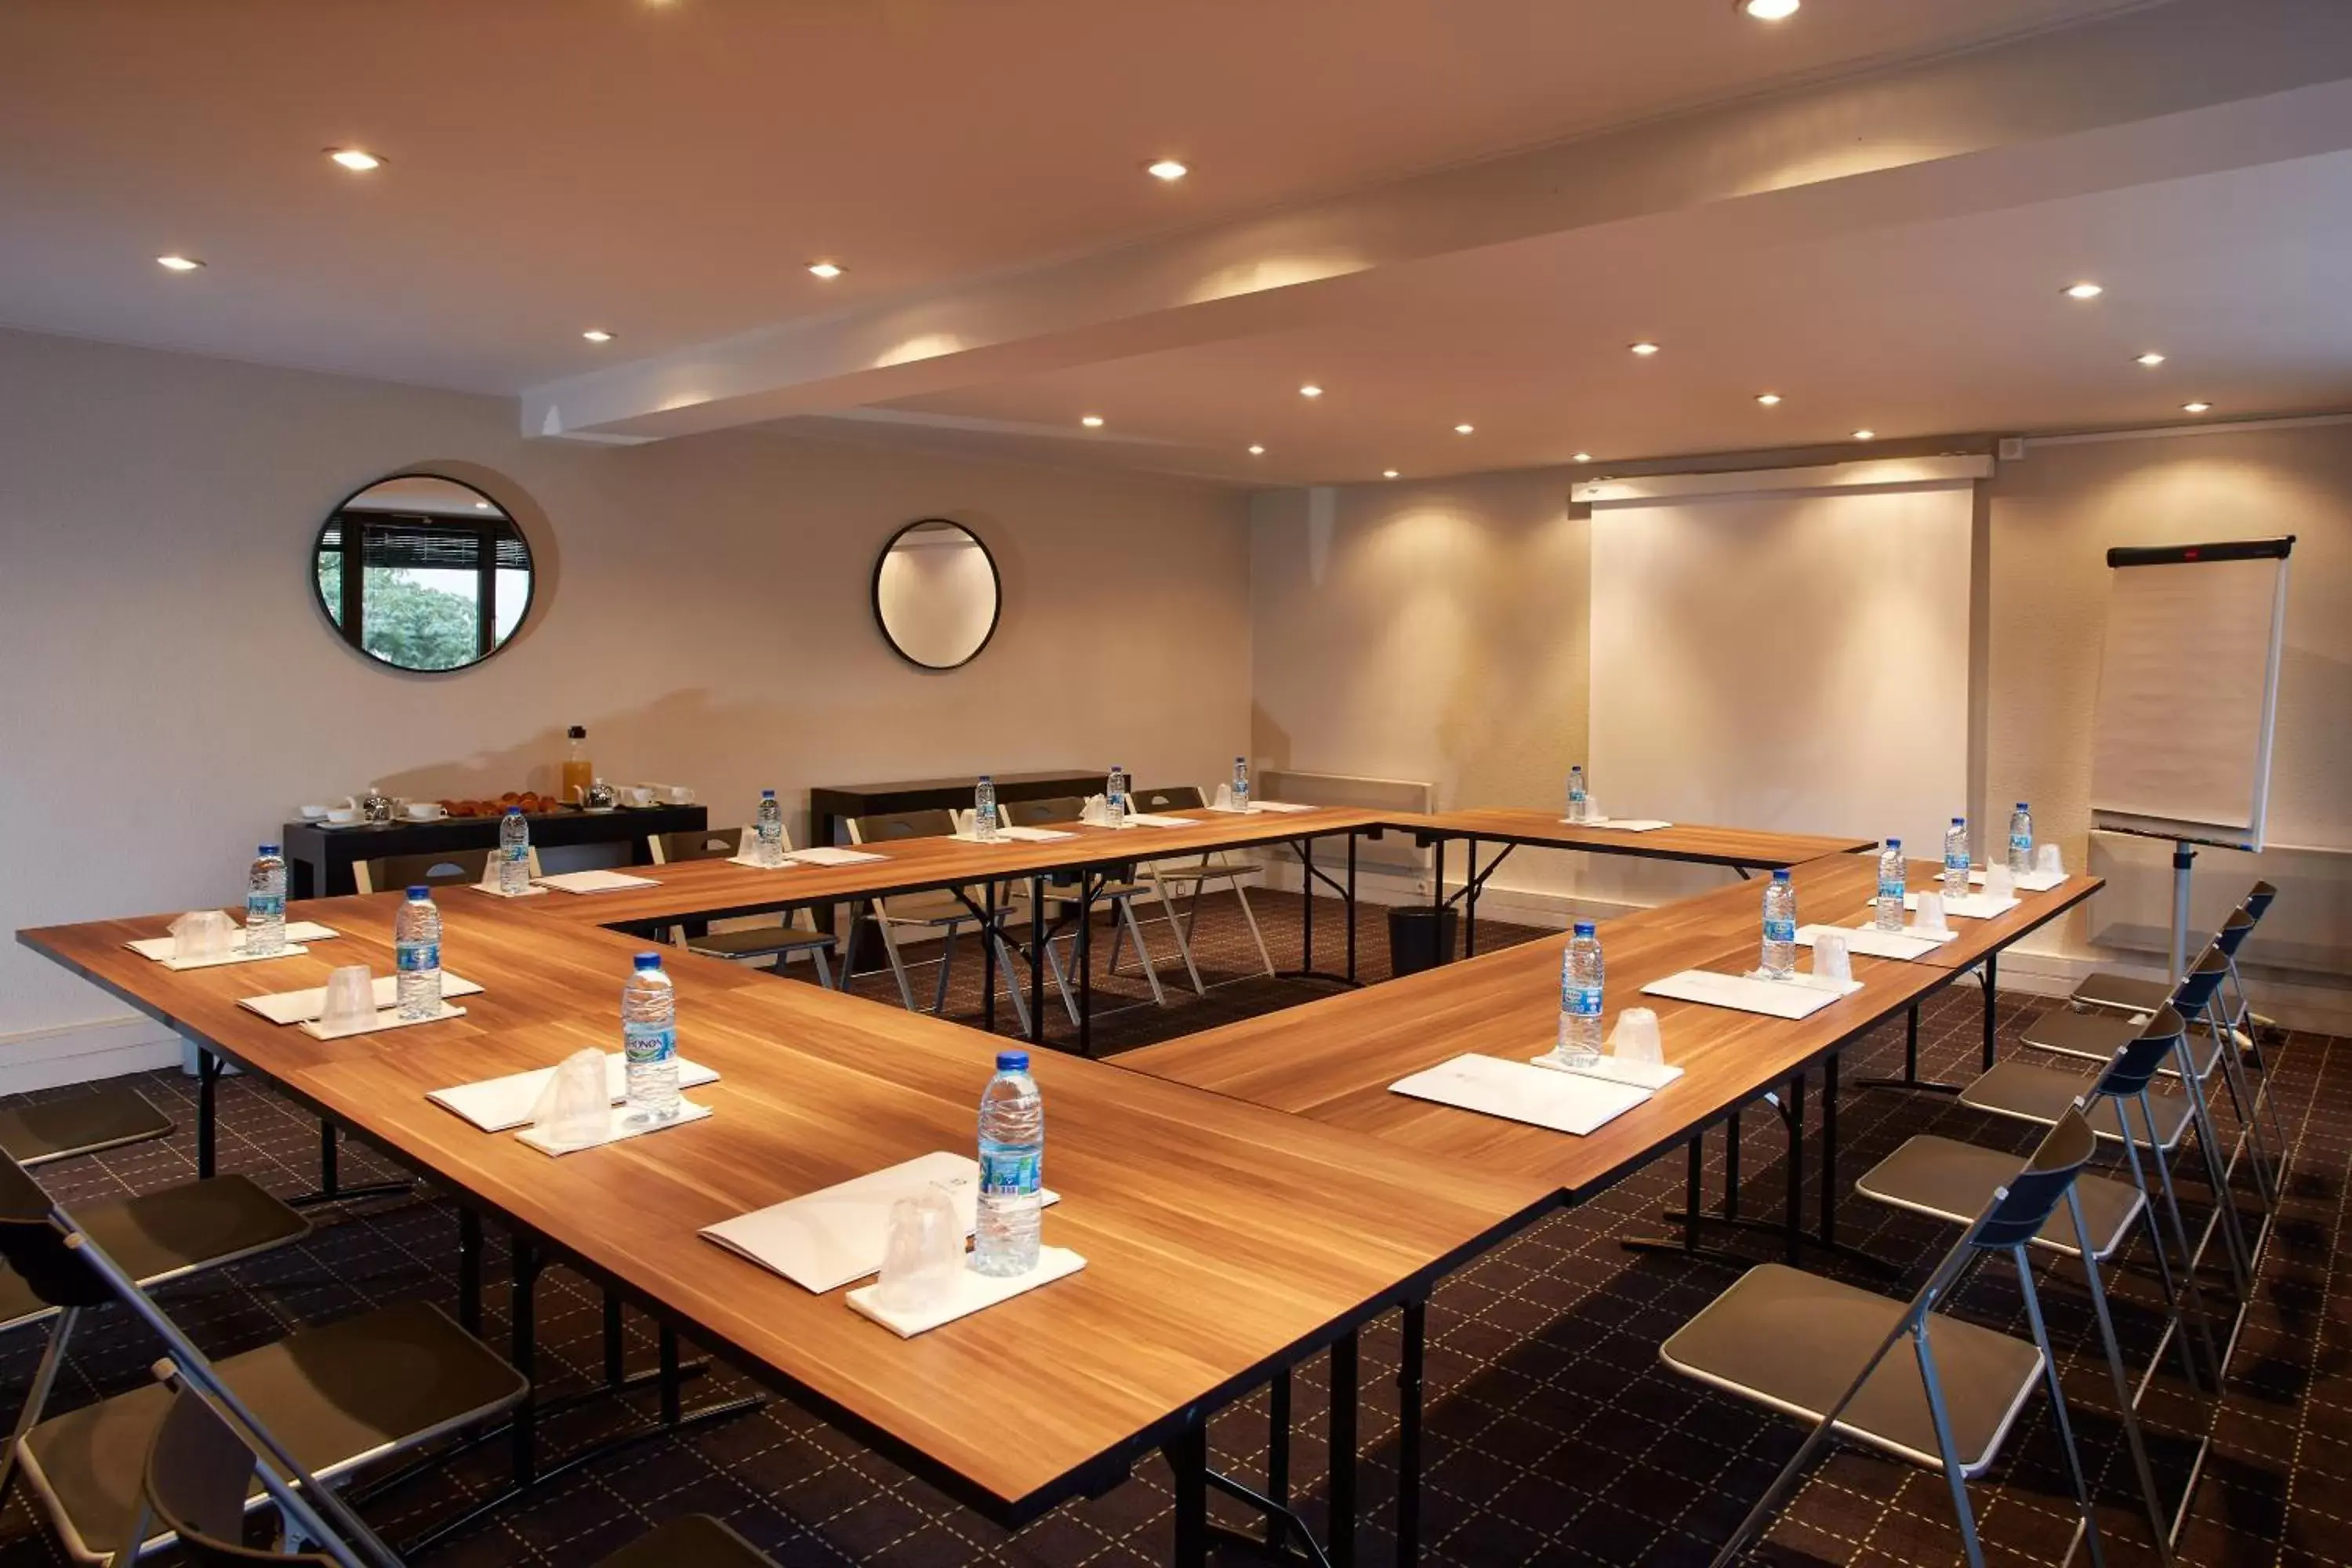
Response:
[0, 888, 2337, 1566]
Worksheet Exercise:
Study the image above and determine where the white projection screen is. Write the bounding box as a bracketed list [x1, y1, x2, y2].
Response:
[1584, 462, 1979, 904]
[2088, 539, 2292, 851]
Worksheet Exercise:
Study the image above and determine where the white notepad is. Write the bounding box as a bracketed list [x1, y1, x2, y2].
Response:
[427, 1054, 723, 1132]
[1389, 1054, 1653, 1137]
[1118, 813, 1194, 829]
[700, 1150, 1063, 1294]
[1794, 925, 1946, 963]
[1527, 1052, 1684, 1091]
[241, 971, 485, 1025]
[725, 855, 797, 869]
[1241, 800, 1315, 813]
[518, 1099, 713, 1156]
[952, 825, 1076, 843]
[535, 869, 661, 895]
[127, 920, 339, 963]
[298, 1000, 466, 1040]
[1561, 818, 1675, 833]
[1640, 969, 1863, 1020]
[1904, 891, 2021, 920]
[787, 847, 885, 867]
[846, 1247, 1087, 1338]
[467, 880, 548, 899]
[1971, 868, 2067, 893]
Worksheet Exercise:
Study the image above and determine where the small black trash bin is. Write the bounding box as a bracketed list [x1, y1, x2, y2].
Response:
[1386, 905, 1458, 977]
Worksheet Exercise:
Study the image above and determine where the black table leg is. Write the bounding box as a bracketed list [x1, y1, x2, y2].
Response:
[1266, 1369, 1290, 1549]
[1982, 953, 1999, 1070]
[1301, 835, 1317, 972]
[457, 1207, 482, 1336]
[1784, 1073, 1806, 1266]
[1399, 1301, 1426, 1568]
[1076, 875, 1094, 1058]
[982, 879, 997, 1033]
[1028, 874, 1047, 1046]
[1725, 1109, 1742, 1221]
[1820, 1054, 1839, 1249]
[659, 1327, 682, 1426]
[1464, 837, 1479, 958]
[1345, 832, 1359, 984]
[510, 1235, 542, 1486]
[195, 1047, 220, 1180]
[1859, 1001, 1965, 1096]
[1330, 1330, 1359, 1568]
[604, 1295, 626, 1388]
[1167, 1422, 1209, 1568]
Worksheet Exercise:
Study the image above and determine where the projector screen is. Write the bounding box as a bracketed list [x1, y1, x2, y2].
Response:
[2088, 539, 2292, 851]
[1584, 463, 1978, 901]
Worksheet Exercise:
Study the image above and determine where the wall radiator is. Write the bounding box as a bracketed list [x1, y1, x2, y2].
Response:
[1258, 768, 1435, 884]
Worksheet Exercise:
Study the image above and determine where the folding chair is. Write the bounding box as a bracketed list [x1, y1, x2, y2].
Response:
[1128, 785, 1273, 982]
[846, 811, 1030, 1033]
[1665, 1109, 2154, 1568]
[648, 829, 836, 987]
[1005, 797, 1192, 1009]
[0, 1087, 173, 1169]
[354, 848, 535, 895]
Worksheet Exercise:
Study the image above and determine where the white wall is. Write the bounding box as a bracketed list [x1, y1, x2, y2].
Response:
[0, 328, 1251, 1083]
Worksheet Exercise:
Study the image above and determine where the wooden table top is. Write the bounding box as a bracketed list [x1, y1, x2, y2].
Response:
[524, 805, 1390, 930]
[1795, 857, 2107, 972]
[1120, 856, 1965, 1199]
[1402, 808, 1875, 869]
[16, 896, 1555, 1522]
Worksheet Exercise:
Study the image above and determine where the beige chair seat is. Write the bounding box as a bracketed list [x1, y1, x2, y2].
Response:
[0, 1176, 309, 1334]
[1959, 1061, 2194, 1151]
[600, 1515, 780, 1568]
[2021, 1007, 2222, 1080]
[1856, 1136, 2143, 1260]
[2070, 971, 2174, 1016]
[20, 1300, 525, 1563]
[0, 1089, 172, 1168]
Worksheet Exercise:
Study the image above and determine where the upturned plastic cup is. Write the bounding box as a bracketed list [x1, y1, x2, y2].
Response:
[1212, 782, 1236, 810]
[318, 967, 376, 1033]
[1984, 864, 2016, 900]
[877, 1190, 964, 1314]
[1608, 1007, 1665, 1065]
[1915, 891, 1950, 935]
[530, 1049, 612, 1149]
[1812, 931, 1853, 984]
[2035, 843, 2064, 877]
[170, 910, 235, 963]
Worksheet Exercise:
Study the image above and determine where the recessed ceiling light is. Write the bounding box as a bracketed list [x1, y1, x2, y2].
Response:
[1299, 384, 1323, 398]
[474, 500, 493, 510]
[1080, 414, 1105, 428]
[1740, 0, 1800, 18]
[807, 260, 844, 279]
[1755, 393, 1783, 407]
[1146, 159, 1189, 182]
[1853, 429, 1876, 441]
[325, 147, 383, 172]
[2063, 281, 2104, 300]
[582, 328, 614, 343]
[1248, 445, 1265, 456]
[2136, 351, 2167, 367]
[155, 254, 204, 272]
[1572, 452, 1593, 463]
[1382, 470, 1400, 480]
[2182, 401, 2212, 414]
[1454, 423, 1475, 435]
[1629, 342, 1661, 357]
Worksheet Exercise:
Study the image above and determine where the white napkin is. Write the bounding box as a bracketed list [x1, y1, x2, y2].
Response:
[846, 1248, 1087, 1338]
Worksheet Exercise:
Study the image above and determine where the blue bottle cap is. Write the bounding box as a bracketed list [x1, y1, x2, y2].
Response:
[506, 805, 523, 815]
[633, 952, 663, 971]
[1772, 868, 1791, 880]
[978, 774, 993, 782]
[406, 885, 431, 898]
[1952, 816, 1965, 825]
[760, 788, 776, 798]
[257, 843, 279, 855]
[996, 1050, 1030, 1073]
[1573, 920, 1596, 936]
[2016, 800, 2029, 810]
[1887, 837, 1902, 848]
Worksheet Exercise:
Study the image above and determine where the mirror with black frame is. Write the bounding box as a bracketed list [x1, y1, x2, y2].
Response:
[312, 474, 535, 673]
[871, 517, 1001, 670]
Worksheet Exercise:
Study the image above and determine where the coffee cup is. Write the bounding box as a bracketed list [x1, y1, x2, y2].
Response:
[298, 804, 328, 820]
[404, 802, 447, 822]
[325, 807, 361, 825]
[624, 785, 655, 808]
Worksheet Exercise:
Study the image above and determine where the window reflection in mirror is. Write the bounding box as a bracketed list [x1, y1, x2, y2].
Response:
[313, 475, 535, 672]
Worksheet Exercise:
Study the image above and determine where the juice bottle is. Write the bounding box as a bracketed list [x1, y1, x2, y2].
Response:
[561, 725, 594, 804]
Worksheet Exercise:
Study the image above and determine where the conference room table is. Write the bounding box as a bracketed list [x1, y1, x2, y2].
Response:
[17, 895, 1559, 1566]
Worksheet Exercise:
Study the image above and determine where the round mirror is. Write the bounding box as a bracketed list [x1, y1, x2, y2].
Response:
[871, 517, 1001, 670]
[312, 474, 535, 673]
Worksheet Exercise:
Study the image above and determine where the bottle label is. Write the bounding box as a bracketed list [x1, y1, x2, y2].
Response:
[396, 941, 439, 973]
[978, 1145, 1040, 1197]
[246, 893, 284, 923]
[1566, 982, 1602, 1018]
[1878, 878, 1903, 901]
[623, 1021, 675, 1065]
[1765, 917, 1796, 944]
[2010, 833, 2031, 853]
[503, 843, 528, 862]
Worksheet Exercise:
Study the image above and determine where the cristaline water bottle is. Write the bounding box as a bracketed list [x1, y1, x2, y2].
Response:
[1943, 816, 1971, 898]
[975, 775, 1000, 843]
[1875, 838, 1906, 932]
[1760, 869, 1797, 979]
[2008, 802, 2033, 875]
[497, 808, 531, 895]
[394, 887, 442, 1020]
[245, 844, 287, 956]
[622, 952, 681, 1123]
[1232, 756, 1250, 810]
[1105, 764, 1128, 829]
[1566, 765, 1588, 824]
[755, 789, 784, 867]
[974, 1050, 1044, 1277]
[1556, 922, 1605, 1067]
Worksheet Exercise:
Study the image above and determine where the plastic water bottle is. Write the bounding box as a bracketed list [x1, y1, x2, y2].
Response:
[1566, 765, 1588, 823]
[1943, 816, 1971, 898]
[245, 844, 287, 956]
[1760, 869, 1797, 978]
[1875, 838, 1907, 932]
[974, 1050, 1044, 1277]
[975, 775, 1000, 843]
[497, 808, 531, 895]
[1105, 764, 1128, 829]
[394, 887, 442, 1020]
[2007, 802, 2033, 874]
[1555, 922, 1605, 1066]
[1232, 755, 1250, 810]
[622, 952, 681, 1123]
[755, 789, 784, 867]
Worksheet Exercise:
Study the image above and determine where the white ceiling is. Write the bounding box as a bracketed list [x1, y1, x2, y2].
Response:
[5, 0, 2348, 482]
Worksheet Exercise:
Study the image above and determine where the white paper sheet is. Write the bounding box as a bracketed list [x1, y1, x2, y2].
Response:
[1969, 868, 2067, 893]
[241, 971, 485, 1025]
[427, 1054, 722, 1132]
[127, 920, 339, 962]
[1527, 1052, 1684, 1091]
[700, 1150, 1063, 1294]
[1388, 1054, 1653, 1137]
[467, 881, 549, 899]
[953, 825, 1077, 843]
[788, 847, 887, 867]
[1793, 924, 1945, 962]
[846, 1247, 1087, 1338]
[1559, 818, 1675, 833]
[1904, 891, 2021, 920]
[1639, 969, 1861, 1020]
[1117, 813, 1195, 829]
[297, 1000, 467, 1040]
[535, 869, 661, 895]
[517, 1099, 713, 1156]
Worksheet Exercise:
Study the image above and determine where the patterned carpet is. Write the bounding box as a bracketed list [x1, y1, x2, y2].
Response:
[0, 887, 2338, 1567]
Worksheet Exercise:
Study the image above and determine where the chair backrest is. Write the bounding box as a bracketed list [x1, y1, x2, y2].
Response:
[2089, 1007, 2187, 1101]
[848, 809, 956, 845]
[653, 827, 745, 865]
[2243, 880, 2278, 922]
[146, 1388, 336, 1566]
[1965, 1108, 2096, 1253]
[357, 848, 492, 895]
[2167, 945, 2230, 1017]
[2212, 906, 2256, 959]
[0, 1150, 109, 1311]
[1132, 785, 1203, 813]
[1007, 797, 1084, 826]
